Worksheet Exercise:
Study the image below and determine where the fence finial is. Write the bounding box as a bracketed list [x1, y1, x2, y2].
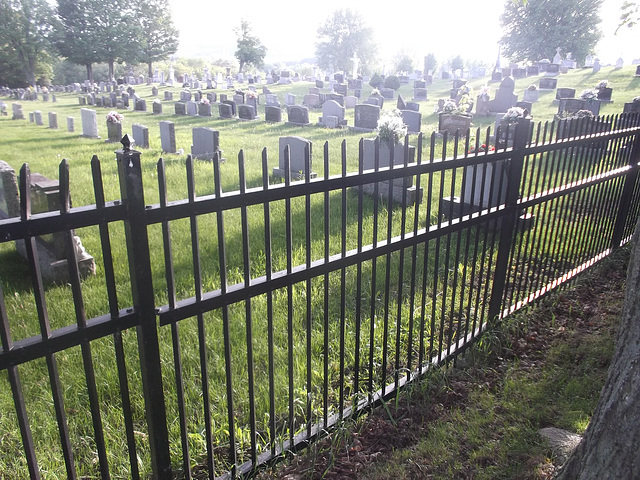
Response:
[120, 134, 132, 152]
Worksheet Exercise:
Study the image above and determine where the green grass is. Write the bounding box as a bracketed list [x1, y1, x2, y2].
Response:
[0, 66, 638, 478]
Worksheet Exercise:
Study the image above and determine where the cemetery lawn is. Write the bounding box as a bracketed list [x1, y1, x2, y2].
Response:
[257, 246, 628, 480]
[0, 66, 638, 477]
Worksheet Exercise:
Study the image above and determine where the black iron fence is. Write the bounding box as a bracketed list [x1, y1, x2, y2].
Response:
[1, 113, 639, 479]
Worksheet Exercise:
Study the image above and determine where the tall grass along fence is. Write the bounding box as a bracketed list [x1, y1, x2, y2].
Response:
[1, 113, 639, 479]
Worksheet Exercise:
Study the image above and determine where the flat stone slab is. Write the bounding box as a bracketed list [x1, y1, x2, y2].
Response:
[538, 427, 582, 464]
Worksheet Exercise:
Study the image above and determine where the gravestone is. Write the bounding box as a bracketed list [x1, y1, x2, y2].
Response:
[266, 94, 280, 107]
[318, 100, 346, 128]
[186, 100, 198, 116]
[79, 96, 87, 106]
[360, 139, 421, 206]
[273, 136, 316, 180]
[413, 88, 428, 101]
[48, 112, 58, 129]
[135, 98, 147, 111]
[132, 124, 149, 149]
[285, 93, 296, 105]
[286, 105, 310, 126]
[174, 102, 186, 115]
[164, 91, 173, 101]
[153, 101, 162, 114]
[180, 90, 191, 102]
[325, 93, 344, 106]
[264, 105, 282, 123]
[539, 77, 557, 90]
[636, 65, 640, 76]
[29, 112, 34, 123]
[233, 93, 244, 105]
[238, 104, 257, 120]
[218, 102, 234, 119]
[11, 103, 24, 120]
[106, 120, 122, 143]
[400, 110, 422, 133]
[488, 77, 518, 113]
[0, 161, 96, 283]
[67, 116, 74, 132]
[191, 127, 222, 160]
[557, 98, 586, 116]
[380, 87, 395, 99]
[353, 104, 380, 131]
[304, 94, 320, 108]
[34, 110, 43, 125]
[526, 65, 539, 76]
[592, 59, 601, 74]
[207, 92, 217, 103]
[334, 83, 347, 96]
[159, 121, 177, 153]
[597, 87, 613, 103]
[80, 108, 99, 138]
[546, 64, 560, 75]
[345, 95, 358, 108]
[523, 89, 539, 103]
[556, 88, 576, 100]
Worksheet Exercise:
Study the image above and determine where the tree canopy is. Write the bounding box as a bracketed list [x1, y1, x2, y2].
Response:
[315, 9, 376, 74]
[500, 0, 603, 64]
[135, 0, 179, 78]
[0, 0, 55, 86]
[234, 19, 266, 74]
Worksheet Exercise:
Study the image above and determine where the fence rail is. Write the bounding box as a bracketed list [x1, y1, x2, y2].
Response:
[1, 113, 639, 479]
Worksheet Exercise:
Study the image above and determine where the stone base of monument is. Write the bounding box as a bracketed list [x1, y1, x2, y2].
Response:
[440, 196, 535, 231]
[15, 236, 96, 284]
[272, 168, 317, 180]
[359, 181, 423, 207]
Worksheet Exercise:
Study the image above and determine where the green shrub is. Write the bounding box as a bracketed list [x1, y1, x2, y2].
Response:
[384, 75, 401, 90]
[369, 73, 383, 88]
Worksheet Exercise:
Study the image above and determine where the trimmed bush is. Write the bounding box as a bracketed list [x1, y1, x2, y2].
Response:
[369, 73, 383, 88]
[384, 75, 401, 91]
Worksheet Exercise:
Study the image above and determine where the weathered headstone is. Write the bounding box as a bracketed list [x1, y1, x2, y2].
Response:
[34, 110, 43, 126]
[265, 105, 282, 123]
[285, 93, 296, 106]
[360, 139, 421, 206]
[353, 104, 381, 131]
[304, 94, 320, 108]
[488, 77, 518, 113]
[546, 63, 560, 75]
[400, 110, 422, 133]
[48, 112, 58, 129]
[413, 88, 428, 101]
[159, 121, 177, 153]
[190, 127, 222, 160]
[164, 91, 173, 101]
[152, 101, 163, 115]
[134, 98, 147, 111]
[273, 136, 316, 179]
[218, 102, 234, 119]
[186, 100, 198, 116]
[67, 116, 74, 132]
[318, 100, 346, 128]
[0, 161, 96, 283]
[539, 77, 557, 90]
[238, 104, 257, 120]
[131, 124, 149, 149]
[11, 103, 24, 120]
[556, 88, 576, 100]
[286, 105, 310, 126]
[80, 108, 99, 138]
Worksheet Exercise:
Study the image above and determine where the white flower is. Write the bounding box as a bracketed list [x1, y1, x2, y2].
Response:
[376, 109, 407, 143]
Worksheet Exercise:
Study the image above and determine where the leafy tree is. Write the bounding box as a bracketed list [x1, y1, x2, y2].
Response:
[450, 55, 464, 71]
[315, 9, 376, 73]
[0, 0, 55, 86]
[234, 19, 266, 74]
[393, 52, 414, 74]
[55, 0, 140, 82]
[423, 53, 437, 75]
[134, 0, 179, 78]
[500, 0, 603, 64]
[369, 73, 383, 88]
[616, 1, 639, 33]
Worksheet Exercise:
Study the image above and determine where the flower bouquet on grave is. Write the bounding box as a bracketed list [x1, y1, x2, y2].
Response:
[376, 108, 407, 144]
[199, 97, 210, 105]
[106, 110, 124, 123]
[245, 90, 258, 99]
[580, 89, 599, 101]
[105, 111, 123, 142]
[499, 107, 531, 145]
[198, 97, 212, 116]
[468, 143, 496, 155]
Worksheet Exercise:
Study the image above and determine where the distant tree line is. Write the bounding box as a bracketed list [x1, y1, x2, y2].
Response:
[0, 0, 178, 87]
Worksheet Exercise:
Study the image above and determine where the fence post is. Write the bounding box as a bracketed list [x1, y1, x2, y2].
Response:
[116, 135, 172, 479]
[611, 116, 640, 250]
[487, 119, 531, 323]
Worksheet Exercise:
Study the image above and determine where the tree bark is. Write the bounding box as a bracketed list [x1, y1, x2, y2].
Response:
[85, 63, 94, 84]
[148, 62, 153, 79]
[555, 220, 640, 479]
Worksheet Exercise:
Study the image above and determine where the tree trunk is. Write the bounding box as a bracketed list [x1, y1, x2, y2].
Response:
[85, 63, 94, 84]
[555, 219, 640, 479]
[148, 62, 153, 79]
[108, 59, 115, 82]
[238, 61, 244, 75]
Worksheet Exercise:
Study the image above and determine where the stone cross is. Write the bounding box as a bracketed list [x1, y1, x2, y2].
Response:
[351, 54, 360, 79]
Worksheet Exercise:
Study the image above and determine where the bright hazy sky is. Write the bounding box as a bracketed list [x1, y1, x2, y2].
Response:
[170, 0, 638, 67]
